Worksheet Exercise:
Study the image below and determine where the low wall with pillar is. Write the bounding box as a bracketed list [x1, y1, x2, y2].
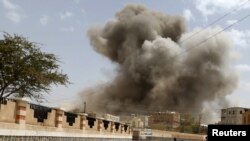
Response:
[150, 129, 205, 141]
[132, 129, 206, 141]
[0, 98, 132, 140]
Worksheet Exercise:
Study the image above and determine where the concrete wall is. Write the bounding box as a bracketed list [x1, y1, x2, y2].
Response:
[0, 99, 16, 123]
[25, 105, 57, 127]
[62, 114, 81, 129]
[0, 136, 131, 141]
[0, 98, 204, 141]
[0, 98, 131, 139]
[132, 129, 205, 141]
[151, 129, 205, 140]
[221, 107, 249, 124]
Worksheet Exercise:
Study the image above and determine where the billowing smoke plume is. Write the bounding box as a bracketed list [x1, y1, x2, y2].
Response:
[81, 4, 237, 121]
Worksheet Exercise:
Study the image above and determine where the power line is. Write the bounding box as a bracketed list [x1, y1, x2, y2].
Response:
[172, 14, 250, 63]
[180, 0, 250, 44]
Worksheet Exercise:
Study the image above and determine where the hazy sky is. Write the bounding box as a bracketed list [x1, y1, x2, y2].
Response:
[1, 0, 250, 111]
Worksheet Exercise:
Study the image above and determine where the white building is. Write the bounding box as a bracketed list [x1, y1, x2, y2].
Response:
[103, 113, 120, 122]
[87, 112, 120, 122]
[221, 107, 250, 125]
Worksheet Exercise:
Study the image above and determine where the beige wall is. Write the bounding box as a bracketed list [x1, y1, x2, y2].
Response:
[150, 123, 166, 130]
[44, 109, 56, 127]
[26, 106, 40, 125]
[149, 112, 180, 129]
[62, 114, 81, 129]
[0, 99, 130, 135]
[102, 120, 112, 133]
[0, 100, 16, 123]
[86, 117, 98, 131]
[152, 129, 205, 140]
[0, 122, 132, 139]
[26, 105, 56, 127]
[243, 111, 250, 125]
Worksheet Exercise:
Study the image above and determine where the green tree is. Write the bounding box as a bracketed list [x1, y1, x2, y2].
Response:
[179, 113, 197, 133]
[0, 33, 69, 101]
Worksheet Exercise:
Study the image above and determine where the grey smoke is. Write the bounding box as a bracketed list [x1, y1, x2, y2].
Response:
[81, 4, 238, 121]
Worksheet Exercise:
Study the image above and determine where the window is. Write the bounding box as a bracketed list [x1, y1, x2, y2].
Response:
[240, 111, 242, 114]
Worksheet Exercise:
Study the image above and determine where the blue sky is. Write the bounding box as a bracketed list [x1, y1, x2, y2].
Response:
[1, 0, 250, 111]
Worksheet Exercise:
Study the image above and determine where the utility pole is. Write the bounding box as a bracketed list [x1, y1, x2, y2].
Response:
[84, 101, 86, 113]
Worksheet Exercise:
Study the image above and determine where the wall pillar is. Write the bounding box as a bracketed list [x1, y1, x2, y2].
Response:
[111, 122, 115, 133]
[97, 119, 103, 132]
[120, 124, 124, 133]
[80, 114, 87, 130]
[55, 108, 63, 128]
[129, 126, 132, 134]
[15, 99, 27, 124]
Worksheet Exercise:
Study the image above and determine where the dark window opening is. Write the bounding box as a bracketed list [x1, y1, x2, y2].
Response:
[124, 125, 128, 132]
[0, 98, 7, 105]
[64, 112, 77, 126]
[115, 122, 120, 131]
[103, 120, 109, 130]
[30, 104, 51, 123]
[87, 117, 96, 128]
[0, 97, 14, 105]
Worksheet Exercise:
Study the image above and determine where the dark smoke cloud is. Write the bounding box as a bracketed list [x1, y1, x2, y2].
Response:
[80, 4, 238, 121]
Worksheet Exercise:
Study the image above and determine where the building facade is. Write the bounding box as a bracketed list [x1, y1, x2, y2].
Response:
[130, 116, 144, 128]
[120, 114, 149, 128]
[221, 107, 249, 125]
[149, 112, 180, 130]
[243, 111, 250, 124]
